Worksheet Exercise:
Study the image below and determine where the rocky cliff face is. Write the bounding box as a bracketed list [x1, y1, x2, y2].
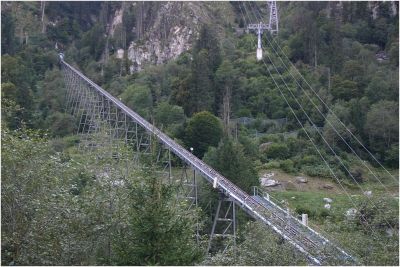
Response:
[109, 2, 209, 73]
[127, 2, 196, 73]
[110, 2, 216, 73]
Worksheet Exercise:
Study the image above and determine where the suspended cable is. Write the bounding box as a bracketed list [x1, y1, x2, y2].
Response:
[237, 5, 369, 259]
[254, 3, 397, 182]
[246, 1, 396, 233]
[249, 2, 395, 196]
[250, 3, 394, 236]
[240, 1, 395, 236]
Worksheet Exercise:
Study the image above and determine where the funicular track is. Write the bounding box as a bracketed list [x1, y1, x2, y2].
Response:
[61, 58, 357, 266]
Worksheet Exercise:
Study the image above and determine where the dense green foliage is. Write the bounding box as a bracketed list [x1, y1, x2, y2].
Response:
[204, 137, 259, 192]
[112, 168, 202, 265]
[185, 111, 223, 158]
[1, 1, 398, 266]
[2, 2, 398, 170]
[1, 128, 201, 265]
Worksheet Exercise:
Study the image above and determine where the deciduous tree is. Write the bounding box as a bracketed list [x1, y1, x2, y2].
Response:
[185, 111, 223, 158]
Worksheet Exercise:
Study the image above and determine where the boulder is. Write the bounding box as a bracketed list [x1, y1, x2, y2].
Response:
[112, 179, 125, 187]
[364, 191, 372, 197]
[345, 208, 358, 220]
[386, 228, 394, 237]
[295, 176, 308, 183]
[323, 197, 333, 203]
[322, 183, 334, 190]
[261, 172, 275, 179]
[260, 178, 281, 187]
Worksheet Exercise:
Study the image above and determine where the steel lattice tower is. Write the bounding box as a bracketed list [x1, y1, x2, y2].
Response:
[268, 1, 279, 34]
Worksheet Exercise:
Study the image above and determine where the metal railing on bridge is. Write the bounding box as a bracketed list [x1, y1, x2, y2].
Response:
[60, 57, 357, 266]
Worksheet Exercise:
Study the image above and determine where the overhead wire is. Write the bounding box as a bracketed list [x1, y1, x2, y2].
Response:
[239, 1, 394, 240]
[254, 2, 397, 183]
[249, 1, 395, 196]
[237, 3, 367, 260]
[246, 1, 396, 231]
[237, 2, 359, 235]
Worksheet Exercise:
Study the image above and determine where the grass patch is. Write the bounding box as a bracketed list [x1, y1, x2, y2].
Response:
[268, 190, 354, 221]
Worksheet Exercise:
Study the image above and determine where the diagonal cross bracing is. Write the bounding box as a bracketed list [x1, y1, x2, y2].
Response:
[60, 59, 357, 266]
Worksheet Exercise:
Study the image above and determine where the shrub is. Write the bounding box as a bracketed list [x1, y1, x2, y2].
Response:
[300, 155, 320, 165]
[259, 133, 283, 143]
[301, 165, 334, 178]
[280, 159, 295, 173]
[286, 137, 307, 155]
[265, 160, 280, 169]
[253, 160, 263, 171]
[385, 143, 399, 168]
[349, 166, 364, 183]
[264, 143, 290, 159]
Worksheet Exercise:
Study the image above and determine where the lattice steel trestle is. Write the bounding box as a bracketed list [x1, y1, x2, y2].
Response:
[60, 57, 357, 265]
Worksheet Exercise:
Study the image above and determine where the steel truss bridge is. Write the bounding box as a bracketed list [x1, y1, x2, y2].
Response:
[61, 57, 357, 266]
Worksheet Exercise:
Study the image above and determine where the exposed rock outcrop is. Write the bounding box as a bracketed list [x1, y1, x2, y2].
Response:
[125, 2, 212, 73]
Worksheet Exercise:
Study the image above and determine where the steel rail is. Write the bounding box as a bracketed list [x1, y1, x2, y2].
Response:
[61, 59, 354, 265]
[252, 187, 355, 260]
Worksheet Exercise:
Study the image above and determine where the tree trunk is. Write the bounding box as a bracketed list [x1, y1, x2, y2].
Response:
[41, 1, 46, 33]
[222, 86, 232, 135]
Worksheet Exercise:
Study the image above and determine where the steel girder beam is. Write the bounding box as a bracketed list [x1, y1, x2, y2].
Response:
[60, 58, 357, 266]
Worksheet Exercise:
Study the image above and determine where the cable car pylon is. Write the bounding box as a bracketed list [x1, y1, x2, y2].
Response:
[247, 1, 279, 61]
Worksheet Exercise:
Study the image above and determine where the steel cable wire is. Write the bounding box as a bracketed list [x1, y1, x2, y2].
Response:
[249, 2, 397, 194]
[239, 2, 390, 262]
[250, 2, 397, 182]
[246, 1, 396, 232]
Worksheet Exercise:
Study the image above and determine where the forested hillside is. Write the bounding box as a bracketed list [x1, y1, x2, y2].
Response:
[1, 1, 399, 266]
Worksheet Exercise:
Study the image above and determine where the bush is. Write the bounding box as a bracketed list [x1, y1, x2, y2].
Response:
[45, 112, 76, 137]
[239, 135, 259, 159]
[265, 160, 280, 169]
[286, 137, 307, 155]
[300, 155, 320, 165]
[280, 159, 295, 173]
[264, 143, 290, 159]
[253, 160, 263, 171]
[301, 165, 334, 178]
[385, 143, 399, 168]
[356, 196, 399, 229]
[154, 101, 185, 126]
[259, 133, 283, 143]
[349, 166, 364, 183]
[236, 108, 251, 117]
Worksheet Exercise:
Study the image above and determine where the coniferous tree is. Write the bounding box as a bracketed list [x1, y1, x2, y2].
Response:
[203, 137, 259, 192]
[189, 49, 214, 114]
[112, 167, 202, 265]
